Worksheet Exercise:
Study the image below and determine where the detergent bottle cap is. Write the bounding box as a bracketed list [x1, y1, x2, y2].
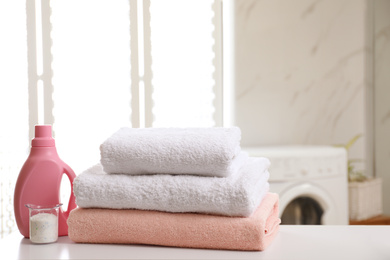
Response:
[31, 125, 55, 147]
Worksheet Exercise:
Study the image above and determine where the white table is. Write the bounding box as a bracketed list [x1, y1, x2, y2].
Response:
[1, 225, 389, 260]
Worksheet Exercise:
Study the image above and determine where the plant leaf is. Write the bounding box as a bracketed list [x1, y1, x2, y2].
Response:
[345, 134, 362, 151]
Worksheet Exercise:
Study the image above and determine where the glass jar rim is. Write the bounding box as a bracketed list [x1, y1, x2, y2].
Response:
[25, 203, 63, 210]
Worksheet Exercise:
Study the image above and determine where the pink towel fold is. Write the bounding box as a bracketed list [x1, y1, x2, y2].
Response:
[67, 193, 281, 251]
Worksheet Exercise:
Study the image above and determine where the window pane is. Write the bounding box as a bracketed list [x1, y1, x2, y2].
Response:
[50, 0, 132, 174]
[150, 0, 215, 127]
[0, 0, 29, 237]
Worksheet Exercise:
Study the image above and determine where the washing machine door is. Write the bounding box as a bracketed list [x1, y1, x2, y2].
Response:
[278, 182, 339, 225]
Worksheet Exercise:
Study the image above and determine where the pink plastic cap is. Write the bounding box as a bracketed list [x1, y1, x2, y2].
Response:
[31, 125, 55, 147]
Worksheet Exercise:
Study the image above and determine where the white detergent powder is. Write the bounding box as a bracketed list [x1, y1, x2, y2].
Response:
[30, 213, 58, 243]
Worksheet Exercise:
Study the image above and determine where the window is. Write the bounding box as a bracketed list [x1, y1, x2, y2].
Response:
[150, 0, 217, 128]
[0, 0, 225, 237]
[50, 0, 133, 172]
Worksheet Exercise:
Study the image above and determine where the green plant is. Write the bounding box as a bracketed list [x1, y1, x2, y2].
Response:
[334, 134, 366, 182]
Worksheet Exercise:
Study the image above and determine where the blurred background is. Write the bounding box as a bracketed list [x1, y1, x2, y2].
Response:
[0, 0, 389, 237]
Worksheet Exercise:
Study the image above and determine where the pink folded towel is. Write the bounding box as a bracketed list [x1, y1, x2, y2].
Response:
[68, 193, 281, 251]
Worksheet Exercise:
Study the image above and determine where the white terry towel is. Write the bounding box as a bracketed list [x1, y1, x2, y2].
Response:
[100, 127, 242, 177]
[73, 157, 270, 217]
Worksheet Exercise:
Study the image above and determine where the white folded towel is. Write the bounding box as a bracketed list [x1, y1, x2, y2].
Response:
[100, 127, 242, 177]
[73, 157, 270, 217]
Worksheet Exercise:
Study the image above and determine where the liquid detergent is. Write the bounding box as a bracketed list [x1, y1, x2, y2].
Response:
[14, 125, 77, 237]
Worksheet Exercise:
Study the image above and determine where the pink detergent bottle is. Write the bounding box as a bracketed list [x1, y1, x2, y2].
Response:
[14, 125, 77, 237]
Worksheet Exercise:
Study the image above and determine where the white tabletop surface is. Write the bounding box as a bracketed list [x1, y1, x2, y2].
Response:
[1, 225, 390, 260]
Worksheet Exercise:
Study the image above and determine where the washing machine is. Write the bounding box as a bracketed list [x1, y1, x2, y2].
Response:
[244, 146, 349, 225]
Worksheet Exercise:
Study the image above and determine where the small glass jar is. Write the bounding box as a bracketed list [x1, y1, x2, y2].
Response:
[25, 204, 62, 244]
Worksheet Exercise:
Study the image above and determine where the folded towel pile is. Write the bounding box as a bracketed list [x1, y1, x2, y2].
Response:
[68, 127, 281, 251]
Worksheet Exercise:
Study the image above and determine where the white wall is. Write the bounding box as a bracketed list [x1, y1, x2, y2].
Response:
[233, 0, 373, 175]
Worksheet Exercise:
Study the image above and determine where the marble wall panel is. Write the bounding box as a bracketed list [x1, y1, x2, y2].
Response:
[374, 0, 390, 214]
[234, 0, 370, 171]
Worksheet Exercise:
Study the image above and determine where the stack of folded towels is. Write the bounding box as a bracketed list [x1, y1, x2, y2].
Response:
[67, 127, 281, 251]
